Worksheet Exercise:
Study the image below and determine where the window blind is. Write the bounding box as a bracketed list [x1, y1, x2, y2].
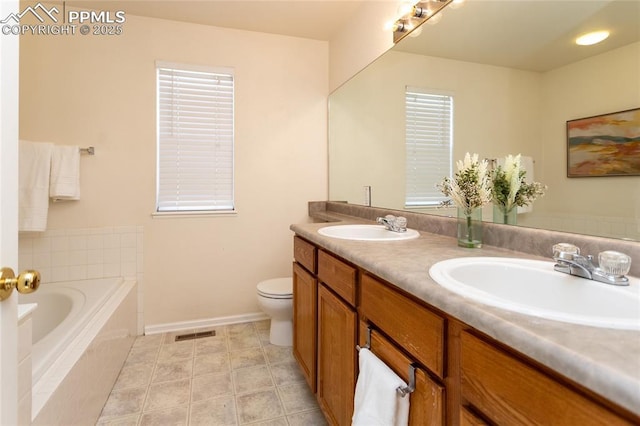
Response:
[405, 87, 453, 207]
[156, 63, 234, 212]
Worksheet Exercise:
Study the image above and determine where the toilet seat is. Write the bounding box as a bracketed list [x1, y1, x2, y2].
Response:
[257, 277, 292, 299]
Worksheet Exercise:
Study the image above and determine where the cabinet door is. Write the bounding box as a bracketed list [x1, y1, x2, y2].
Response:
[460, 331, 634, 425]
[318, 284, 357, 426]
[358, 322, 445, 426]
[293, 262, 317, 392]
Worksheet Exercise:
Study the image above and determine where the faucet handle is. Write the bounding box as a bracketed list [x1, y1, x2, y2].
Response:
[553, 243, 580, 260]
[598, 251, 631, 276]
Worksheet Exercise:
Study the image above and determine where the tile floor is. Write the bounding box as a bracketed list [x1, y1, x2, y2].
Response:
[96, 320, 327, 425]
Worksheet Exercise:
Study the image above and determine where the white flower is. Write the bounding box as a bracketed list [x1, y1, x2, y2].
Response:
[438, 152, 492, 216]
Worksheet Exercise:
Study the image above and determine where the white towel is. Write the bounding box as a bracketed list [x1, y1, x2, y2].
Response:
[49, 145, 80, 200]
[19, 140, 53, 232]
[352, 348, 410, 426]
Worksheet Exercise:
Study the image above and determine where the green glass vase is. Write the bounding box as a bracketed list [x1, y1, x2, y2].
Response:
[457, 207, 483, 248]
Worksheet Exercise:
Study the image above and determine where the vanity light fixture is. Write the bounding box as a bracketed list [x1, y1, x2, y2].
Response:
[576, 30, 610, 46]
[393, 0, 451, 43]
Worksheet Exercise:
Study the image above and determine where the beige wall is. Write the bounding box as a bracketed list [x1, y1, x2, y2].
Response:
[20, 14, 328, 326]
[535, 42, 640, 234]
[329, 0, 401, 92]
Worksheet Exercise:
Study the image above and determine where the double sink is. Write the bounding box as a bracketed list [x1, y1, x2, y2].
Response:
[317, 224, 640, 331]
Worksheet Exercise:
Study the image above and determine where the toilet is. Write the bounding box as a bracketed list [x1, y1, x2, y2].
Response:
[256, 277, 293, 346]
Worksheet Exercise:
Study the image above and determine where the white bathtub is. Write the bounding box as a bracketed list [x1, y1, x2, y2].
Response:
[19, 277, 137, 425]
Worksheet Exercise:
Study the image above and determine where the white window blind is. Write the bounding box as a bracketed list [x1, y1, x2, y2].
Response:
[156, 62, 234, 212]
[405, 87, 453, 207]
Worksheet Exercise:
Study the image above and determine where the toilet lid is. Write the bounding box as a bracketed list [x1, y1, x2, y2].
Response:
[257, 277, 292, 299]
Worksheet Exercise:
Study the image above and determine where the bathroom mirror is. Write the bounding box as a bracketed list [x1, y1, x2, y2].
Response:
[329, 0, 640, 241]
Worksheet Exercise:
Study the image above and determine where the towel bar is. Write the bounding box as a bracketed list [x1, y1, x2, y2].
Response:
[356, 326, 416, 397]
[79, 146, 95, 155]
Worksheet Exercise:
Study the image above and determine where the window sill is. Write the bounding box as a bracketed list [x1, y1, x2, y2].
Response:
[151, 210, 238, 219]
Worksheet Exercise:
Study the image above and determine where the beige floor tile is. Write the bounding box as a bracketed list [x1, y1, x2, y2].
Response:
[257, 329, 271, 346]
[158, 340, 195, 361]
[140, 405, 188, 426]
[96, 414, 140, 426]
[233, 365, 274, 394]
[189, 395, 237, 426]
[253, 320, 271, 331]
[131, 334, 163, 350]
[124, 345, 159, 366]
[286, 409, 328, 426]
[99, 387, 147, 419]
[193, 351, 230, 376]
[144, 378, 191, 412]
[228, 334, 261, 351]
[113, 362, 154, 390]
[236, 388, 284, 424]
[226, 323, 256, 337]
[192, 372, 233, 402]
[269, 361, 305, 387]
[248, 417, 288, 426]
[230, 348, 267, 370]
[263, 345, 294, 365]
[195, 335, 228, 356]
[278, 382, 318, 414]
[152, 358, 193, 383]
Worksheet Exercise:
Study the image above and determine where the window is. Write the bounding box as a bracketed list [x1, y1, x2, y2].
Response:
[405, 87, 453, 207]
[156, 62, 234, 213]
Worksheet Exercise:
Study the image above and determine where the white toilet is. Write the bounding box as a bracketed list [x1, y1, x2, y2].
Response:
[256, 277, 293, 346]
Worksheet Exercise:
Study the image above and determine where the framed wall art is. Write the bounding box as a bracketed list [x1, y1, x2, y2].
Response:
[566, 108, 640, 177]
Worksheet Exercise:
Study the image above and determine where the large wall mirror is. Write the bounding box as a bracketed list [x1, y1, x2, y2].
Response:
[329, 0, 640, 241]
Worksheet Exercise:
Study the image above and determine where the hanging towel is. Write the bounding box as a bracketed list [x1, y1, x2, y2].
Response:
[19, 140, 53, 232]
[352, 348, 410, 426]
[50, 145, 80, 200]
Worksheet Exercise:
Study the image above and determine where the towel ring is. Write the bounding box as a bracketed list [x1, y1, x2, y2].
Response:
[356, 326, 417, 398]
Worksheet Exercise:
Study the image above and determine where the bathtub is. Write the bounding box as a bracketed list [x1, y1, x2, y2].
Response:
[19, 277, 137, 425]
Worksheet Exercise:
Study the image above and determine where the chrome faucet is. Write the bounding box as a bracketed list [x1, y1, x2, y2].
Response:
[552, 243, 631, 286]
[376, 215, 408, 233]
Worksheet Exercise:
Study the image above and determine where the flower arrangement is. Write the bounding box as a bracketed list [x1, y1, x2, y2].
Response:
[437, 152, 492, 216]
[491, 154, 546, 220]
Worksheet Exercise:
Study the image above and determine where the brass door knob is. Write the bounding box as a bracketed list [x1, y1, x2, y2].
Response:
[0, 267, 41, 301]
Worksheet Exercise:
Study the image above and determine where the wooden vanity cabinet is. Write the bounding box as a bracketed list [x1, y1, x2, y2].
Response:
[292, 237, 317, 391]
[358, 322, 445, 425]
[317, 250, 358, 425]
[459, 330, 635, 426]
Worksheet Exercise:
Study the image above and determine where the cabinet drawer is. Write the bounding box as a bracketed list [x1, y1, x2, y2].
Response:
[460, 331, 633, 425]
[294, 236, 316, 273]
[360, 274, 445, 378]
[358, 322, 444, 426]
[318, 250, 357, 307]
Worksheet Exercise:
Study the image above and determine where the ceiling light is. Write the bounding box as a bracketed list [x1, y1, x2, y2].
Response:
[576, 30, 610, 46]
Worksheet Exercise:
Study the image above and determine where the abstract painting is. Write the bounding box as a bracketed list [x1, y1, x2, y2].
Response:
[567, 108, 640, 177]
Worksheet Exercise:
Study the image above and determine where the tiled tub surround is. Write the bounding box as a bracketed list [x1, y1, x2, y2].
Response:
[295, 201, 640, 417]
[97, 321, 326, 425]
[18, 226, 145, 334]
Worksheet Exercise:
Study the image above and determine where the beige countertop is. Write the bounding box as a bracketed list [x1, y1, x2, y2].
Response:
[291, 212, 640, 417]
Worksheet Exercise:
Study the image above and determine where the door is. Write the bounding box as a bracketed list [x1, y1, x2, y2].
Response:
[0, 0, 20, 422]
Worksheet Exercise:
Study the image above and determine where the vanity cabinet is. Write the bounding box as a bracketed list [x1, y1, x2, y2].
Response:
[459, 330, 633, 425]
[292, 237, 317, 391]
[291, 235, 639, 426]
[317, 250, 358, 425]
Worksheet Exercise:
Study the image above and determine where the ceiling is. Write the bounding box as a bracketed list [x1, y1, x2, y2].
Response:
[60, 0, 366, 40]
[396, 0, 640, 72]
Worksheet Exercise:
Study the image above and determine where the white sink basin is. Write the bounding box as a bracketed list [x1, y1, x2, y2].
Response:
[318, 224, 420, 241]
[429, 257, 640, 330]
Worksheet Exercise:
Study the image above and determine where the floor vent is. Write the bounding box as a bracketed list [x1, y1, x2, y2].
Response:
[174, 330, 216, 342]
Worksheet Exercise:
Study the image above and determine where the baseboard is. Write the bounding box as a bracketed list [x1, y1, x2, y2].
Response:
[144, 312, 269, 335]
